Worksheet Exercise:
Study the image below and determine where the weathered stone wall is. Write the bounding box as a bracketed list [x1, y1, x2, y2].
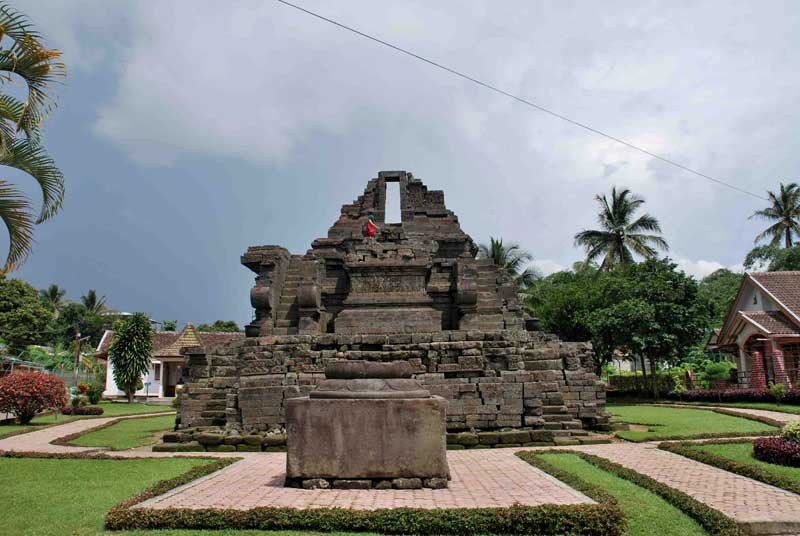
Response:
[179, 330, 607, 434]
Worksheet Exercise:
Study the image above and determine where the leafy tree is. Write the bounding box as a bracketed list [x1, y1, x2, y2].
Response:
[0, 4, 66, 275]
[0, 278, 51, 353]
[698, 269, 743, 328]
[574, 187, 668, 270]
[47, 302, 105, 348]
[613, 259, 710, 397]
[39, 284, 66, 316]
[109, 312, 152, 403]
[744, 244, 800, 272]
[24, 342, 71, 370]
[161, 320, 177, 331]
[750, 182, 800, 248]
[80, 289, 106, 315]
[196, 320, 242, 332]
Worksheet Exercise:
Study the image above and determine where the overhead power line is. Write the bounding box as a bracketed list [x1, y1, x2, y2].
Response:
[275, 0, 766, 201]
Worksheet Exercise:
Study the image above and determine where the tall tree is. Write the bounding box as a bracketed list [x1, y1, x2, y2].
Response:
[109, 312, 152, 403]
[80, 289, 106, 315]
[196, 320, 241, 332]
[574, 187, 668, 270]
[698, 269, 743, 328]
[744, 244, 800, 272]
[0, 4, 66, 275]
[39, 283, 66, 315]
[751, 182, 800, 248]
[0, 278, 51, 353]
[477, 237, 538, 287]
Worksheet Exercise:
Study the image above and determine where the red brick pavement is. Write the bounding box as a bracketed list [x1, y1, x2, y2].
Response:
[137, 449, 593, 510]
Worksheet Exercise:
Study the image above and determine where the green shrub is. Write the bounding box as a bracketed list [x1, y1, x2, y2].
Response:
[782, 421, 800, 442]
[770, 382, 787, 405]
[86, 382, 103, 405]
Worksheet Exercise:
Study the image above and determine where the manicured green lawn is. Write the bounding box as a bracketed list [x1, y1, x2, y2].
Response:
[69, 414, 176, 450]
[537, 452, 707, 536]
[0, 402, 173, 438]
[0, 457, 361, 536]
[609, 404, 776, 441]
[675, 401, 800, 415]
[690, 442, 800, 485]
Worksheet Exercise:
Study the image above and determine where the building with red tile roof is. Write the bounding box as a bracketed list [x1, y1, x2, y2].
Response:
[716, 272, 800, 388]
[100, 324, 243, 398]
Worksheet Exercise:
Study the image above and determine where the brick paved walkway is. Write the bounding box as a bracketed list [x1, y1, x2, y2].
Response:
[5, 413, 800, 533]
[0, 412, 173, 454]
[574, 443, 800, 535]
[138, 449, 593, 510]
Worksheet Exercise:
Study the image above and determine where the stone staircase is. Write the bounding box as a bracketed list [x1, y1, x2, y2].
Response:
[471, 259, 505, 330]
[273, 256, 303, 335]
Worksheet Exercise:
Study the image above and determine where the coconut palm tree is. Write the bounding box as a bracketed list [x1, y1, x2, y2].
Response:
[81, 289, 106, 315]
[39, 283, 66, 314]
[477, 237, 539, 287]
[751, 182, 800, 248]
[574, 187, 668, 270]
[0, 4, 66, 276]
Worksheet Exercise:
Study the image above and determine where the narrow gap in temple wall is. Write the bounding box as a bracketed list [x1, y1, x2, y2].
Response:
[385, 180, 402, 223]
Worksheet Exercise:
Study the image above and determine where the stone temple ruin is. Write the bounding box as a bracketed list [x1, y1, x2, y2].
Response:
[165, 171, 607, 453]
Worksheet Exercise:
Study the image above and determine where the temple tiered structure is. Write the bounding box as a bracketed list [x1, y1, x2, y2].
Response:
[176, 171, 607, 444]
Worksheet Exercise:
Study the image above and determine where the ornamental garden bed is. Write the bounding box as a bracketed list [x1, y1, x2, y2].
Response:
[608, 404, 777, 441]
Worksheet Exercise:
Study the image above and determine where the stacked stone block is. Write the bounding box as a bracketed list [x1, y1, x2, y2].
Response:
[179, 330, 608, 435]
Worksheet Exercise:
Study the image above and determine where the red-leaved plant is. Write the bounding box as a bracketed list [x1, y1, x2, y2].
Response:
[0, 371, 67, 424]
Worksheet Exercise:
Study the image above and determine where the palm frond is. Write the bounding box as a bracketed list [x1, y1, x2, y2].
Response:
[0, 138, 64, 222]
[0, 179, 33, 275]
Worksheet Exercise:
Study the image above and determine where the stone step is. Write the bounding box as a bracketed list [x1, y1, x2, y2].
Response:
[275, 320, 298, 328]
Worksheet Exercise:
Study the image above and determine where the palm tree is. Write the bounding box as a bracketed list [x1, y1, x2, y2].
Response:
[39, 283, 66, 314]
[0, 4, 66, 275]
[81, 289, 106, 315]
[574, 187, 668, 270]
[750, 182, 800, 248]
[477, 237, 539, 287]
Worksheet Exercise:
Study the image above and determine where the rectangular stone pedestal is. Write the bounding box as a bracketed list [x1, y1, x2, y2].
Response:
[286, 396, 449, 484]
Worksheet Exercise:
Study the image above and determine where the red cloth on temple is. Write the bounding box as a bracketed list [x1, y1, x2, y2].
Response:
[366, 220, 377, 237]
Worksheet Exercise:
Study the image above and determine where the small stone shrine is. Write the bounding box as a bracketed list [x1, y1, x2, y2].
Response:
[167, 171, 608, 453]
[285, 360, 449, 489]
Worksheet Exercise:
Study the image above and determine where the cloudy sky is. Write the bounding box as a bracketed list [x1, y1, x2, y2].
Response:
[5, 0, 800, 327]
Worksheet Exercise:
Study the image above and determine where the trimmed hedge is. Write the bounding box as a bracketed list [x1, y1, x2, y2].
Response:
[519, 450, 745, 536]
[61, 405, 104, 416]
[608, 374, 675, 396]
[668, 388, 800, 404]
[753, 437, 800, 467]
[659, 439, 800, 495]
[105, 455, 624, 535]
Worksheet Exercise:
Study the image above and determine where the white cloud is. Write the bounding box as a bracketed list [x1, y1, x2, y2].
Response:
[530, 259, 567, 276]
[675, 259, 744, 280]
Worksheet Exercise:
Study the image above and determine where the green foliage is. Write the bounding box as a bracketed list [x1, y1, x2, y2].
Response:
[702, 361, 735, 385]
[69, 414, 176, 450]
[0, 278, 52, 353]
[0, 4, 66, 274]
[86, 382, 103, 405]
[477, 237, 539, 287]
[80, 289, 106, 314]
[23, 342, 71, 370]
[38, 284, 66, 314]
[525, 259, 710, 383]
[196, 320, 242, 332]
[744, 244, 800, 271]
[161, 320, 177, 331]
[782, 421, 800, 442]
[698, 269, 743, 328]
[574, 187, 669, 270]
[750, 182, 800, 248]
[770, 382, 787, 405]
[46, 301, 106, 349]
[609, 405, 776, 442]
[109, 313, 152, 402]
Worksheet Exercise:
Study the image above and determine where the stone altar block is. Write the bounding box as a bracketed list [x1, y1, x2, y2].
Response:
[285, 361, 449, 489]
